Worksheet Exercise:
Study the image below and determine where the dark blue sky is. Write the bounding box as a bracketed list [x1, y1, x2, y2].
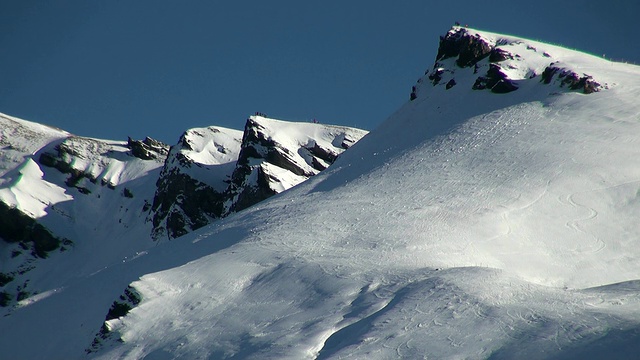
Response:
[1, 1, 637, 144]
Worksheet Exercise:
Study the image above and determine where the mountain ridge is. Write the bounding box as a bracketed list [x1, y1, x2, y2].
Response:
[3, 27, 640, 359]
[0, 113, 367, 311]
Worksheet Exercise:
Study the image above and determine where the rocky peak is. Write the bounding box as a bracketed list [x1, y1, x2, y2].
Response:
[436, 28, 492, 67]
[149, 126, 243, 240]
[411, 27, 608, 100]
[226, 116, 368, 213]
[149, 117, 368, 239]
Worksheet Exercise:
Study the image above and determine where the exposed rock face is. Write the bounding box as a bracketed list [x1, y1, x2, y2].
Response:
[149, 118, 369, 240]
[226, 117, 367, 214]
[436, 28, 492, 67]
[127, 137, 169, 160]
[150, 171, 227, 239]
[540, 63, 601, 94]
[472, 63, 519, 93]
[0, 201, 70, 259]
[149, 126, 243, 240]
[411, 27, 606, 100]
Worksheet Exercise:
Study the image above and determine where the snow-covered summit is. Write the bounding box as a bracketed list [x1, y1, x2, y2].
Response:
[3, 27, 640, 359]
[411, 26, 610, 100]
[82, 28, 640, 359]
[226, 115, 368, 212]
[150, 116, 368, 239]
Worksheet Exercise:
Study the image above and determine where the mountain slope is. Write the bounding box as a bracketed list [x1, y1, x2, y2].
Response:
[3, 27, 640, 359]
[0, 114, 366, 314]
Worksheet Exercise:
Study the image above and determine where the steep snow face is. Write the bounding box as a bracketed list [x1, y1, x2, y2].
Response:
[166, 126, 243, 189]
[0, 113, 71, 217]
[0, 113, 69, 178]
[0, 159, 72, 218]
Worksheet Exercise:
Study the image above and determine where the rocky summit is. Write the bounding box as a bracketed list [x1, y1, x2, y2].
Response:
[411, 26, 606, 100]
[149, 116, 367, 240]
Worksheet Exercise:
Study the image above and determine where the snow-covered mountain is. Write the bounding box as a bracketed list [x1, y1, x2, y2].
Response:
[0, 113, 367, 313]
[150, 117, 367, 240]
[3, 26, 640, 359]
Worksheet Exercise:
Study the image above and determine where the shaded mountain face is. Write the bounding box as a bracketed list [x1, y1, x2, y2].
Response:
[0, 118, 168, 310]
[0, 113, 367, 310]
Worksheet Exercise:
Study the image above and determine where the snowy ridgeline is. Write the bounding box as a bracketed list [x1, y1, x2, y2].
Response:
[0, 112, 367, 314]
[2, 27, 640, 359]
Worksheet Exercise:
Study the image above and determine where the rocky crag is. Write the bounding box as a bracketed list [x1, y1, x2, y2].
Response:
[149, 116, 368, 240]
[411, 26, 606, 100]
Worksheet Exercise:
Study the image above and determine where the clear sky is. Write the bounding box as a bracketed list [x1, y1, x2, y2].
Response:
[1, 1, 637, 144]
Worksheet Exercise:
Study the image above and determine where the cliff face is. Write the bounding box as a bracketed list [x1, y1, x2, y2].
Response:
[149, 126, 243, 240]
[226, 116, 368, 213]
[149, 117, 369, 239]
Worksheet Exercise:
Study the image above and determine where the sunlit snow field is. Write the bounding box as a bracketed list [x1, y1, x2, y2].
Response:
[2, 28, 640, 359]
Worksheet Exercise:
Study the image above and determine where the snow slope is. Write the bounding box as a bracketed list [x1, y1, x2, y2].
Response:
[0, 119, 167, 315]
[0, 113, 71, 217]
[3, 27, 640, 359]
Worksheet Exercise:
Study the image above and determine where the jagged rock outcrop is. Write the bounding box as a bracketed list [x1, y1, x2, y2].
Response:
[127, 137, 169, 160]
[472, 63, 519, 93]
[149, 118, 368, 240]
[226, 117, 367, 213]
[540, 62, 601, 94]
[86, 285, 142, 354]
[149, 126, 242, 240]
[436, 28, 492, 67]
[411, 26, 607, 100]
